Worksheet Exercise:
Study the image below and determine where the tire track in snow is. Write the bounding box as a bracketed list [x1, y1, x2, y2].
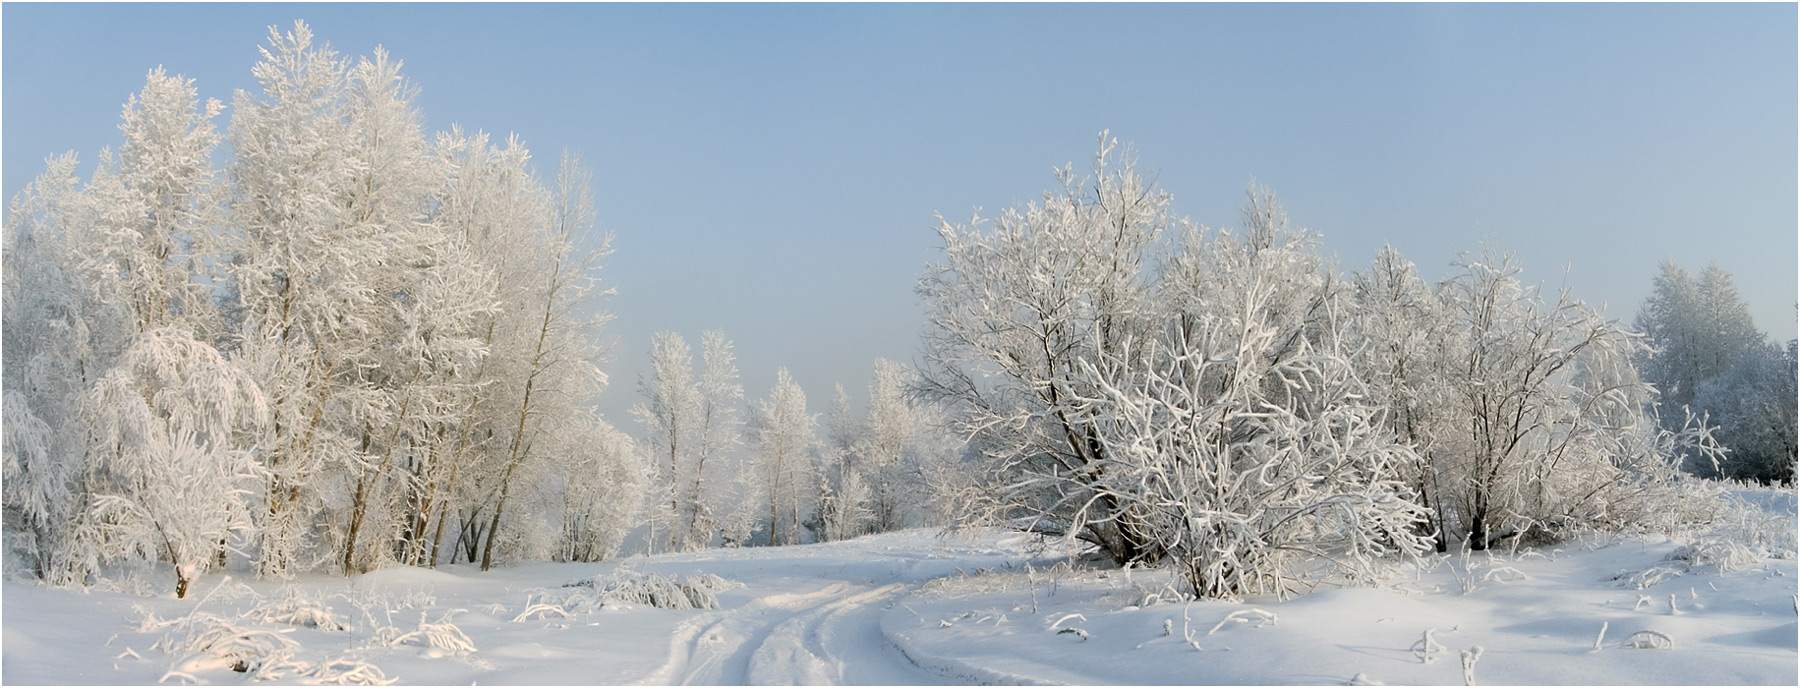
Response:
[633, 579, 958, 685]
[746, 582, 955, 685]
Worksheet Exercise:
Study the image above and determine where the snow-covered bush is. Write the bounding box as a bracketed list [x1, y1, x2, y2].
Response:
[918, 134, 1168, 566]
[1076, 198, 1431, 599]
[571, 568, 740, 610]
[920, 136, 1431, 597]
[1352, 248, 1726, 550]
[244, 594, 346, 631]
[152, 611, 302, 679]
[388, 610, 477, 655]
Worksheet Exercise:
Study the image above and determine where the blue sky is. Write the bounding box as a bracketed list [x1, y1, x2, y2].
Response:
[5, 3, 1795, 424]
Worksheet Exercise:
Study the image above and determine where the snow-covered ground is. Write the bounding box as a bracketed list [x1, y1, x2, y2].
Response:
[5, 495, 1796, 685]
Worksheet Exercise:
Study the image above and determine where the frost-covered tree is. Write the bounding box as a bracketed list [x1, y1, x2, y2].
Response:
[72, 68, 277, 596]
[330, 46, 490, 575]
[1350, 246, 1456, 549]
[918, 133, 1169, 565]
[411, 128, 545, 568]
[226, 22, 372, 576]
[749, 368, 816, 546]
[860, 359, 918, 532]
[631, 329, 744, 552]
[815, 383, 870, 542]
[555, 417, 646, 562]
[1692, 340, 1798, 484]
[634, 331, 697, 553]
[86, 332, 266, 598]
[477, 153, 615, 572]
[1634, 260, 1784, 481]
[688, 331, 744, 548]
[1634, 260, 1764, 412]
[2, 155, 106, 586]
[82, 68, 226, 338]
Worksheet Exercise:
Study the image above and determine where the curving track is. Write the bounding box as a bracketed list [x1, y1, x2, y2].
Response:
[634, 580, 953, 686]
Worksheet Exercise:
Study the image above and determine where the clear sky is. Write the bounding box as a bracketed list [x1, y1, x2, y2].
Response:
[5, 2, 1795, 426]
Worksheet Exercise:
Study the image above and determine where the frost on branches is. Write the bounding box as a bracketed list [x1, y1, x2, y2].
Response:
[1352, 250, 1727, 550]
[1069, 198, 1432, 599]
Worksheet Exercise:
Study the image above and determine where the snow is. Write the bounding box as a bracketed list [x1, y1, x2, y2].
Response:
[5, 513, 1797, 685]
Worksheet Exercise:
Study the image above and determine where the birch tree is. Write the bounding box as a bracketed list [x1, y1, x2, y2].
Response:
[816, 383, 870, 541]
[86, 332, 266, 597]
[750, 368, 816, 546]
[2, 155, 105, 586]
[634, 330, 696, 553]
[860, 359, 916, 532]
[686, 331, 744, 549]
[227, 21, 370, 576]
[478, 153, 614, 571]
[75, 68, 274, 596]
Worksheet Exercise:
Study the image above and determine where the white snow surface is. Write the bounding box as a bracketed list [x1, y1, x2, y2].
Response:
[4, 521, 1797, 685]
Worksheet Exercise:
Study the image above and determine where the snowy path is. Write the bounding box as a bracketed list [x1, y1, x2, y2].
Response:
[635, 580, 949, 685]
[587, 530, 1062, 685]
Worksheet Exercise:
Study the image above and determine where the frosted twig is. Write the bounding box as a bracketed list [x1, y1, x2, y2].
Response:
[1590, 621, 1607, 652]
[1207, 608, 1277, 635]
[1048, 612, 1086, 630]
[1459, 646, 1483, 686]
[1480, 566, 1528, 584]
[511, 603, 570, 622]
[1410, 628, 1446, 663]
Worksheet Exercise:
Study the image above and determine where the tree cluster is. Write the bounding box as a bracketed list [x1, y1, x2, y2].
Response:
[1634, 261, 1796, 484]
[631, 338, 957, 550]
[2, 23, 644, 596]
[918, 134, 1725, 600]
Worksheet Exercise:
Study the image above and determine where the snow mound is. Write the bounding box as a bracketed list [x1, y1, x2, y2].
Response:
[354, 564, 466, 587]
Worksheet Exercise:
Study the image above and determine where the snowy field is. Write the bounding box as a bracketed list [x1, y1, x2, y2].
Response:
[4, 493, 1796, 686]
